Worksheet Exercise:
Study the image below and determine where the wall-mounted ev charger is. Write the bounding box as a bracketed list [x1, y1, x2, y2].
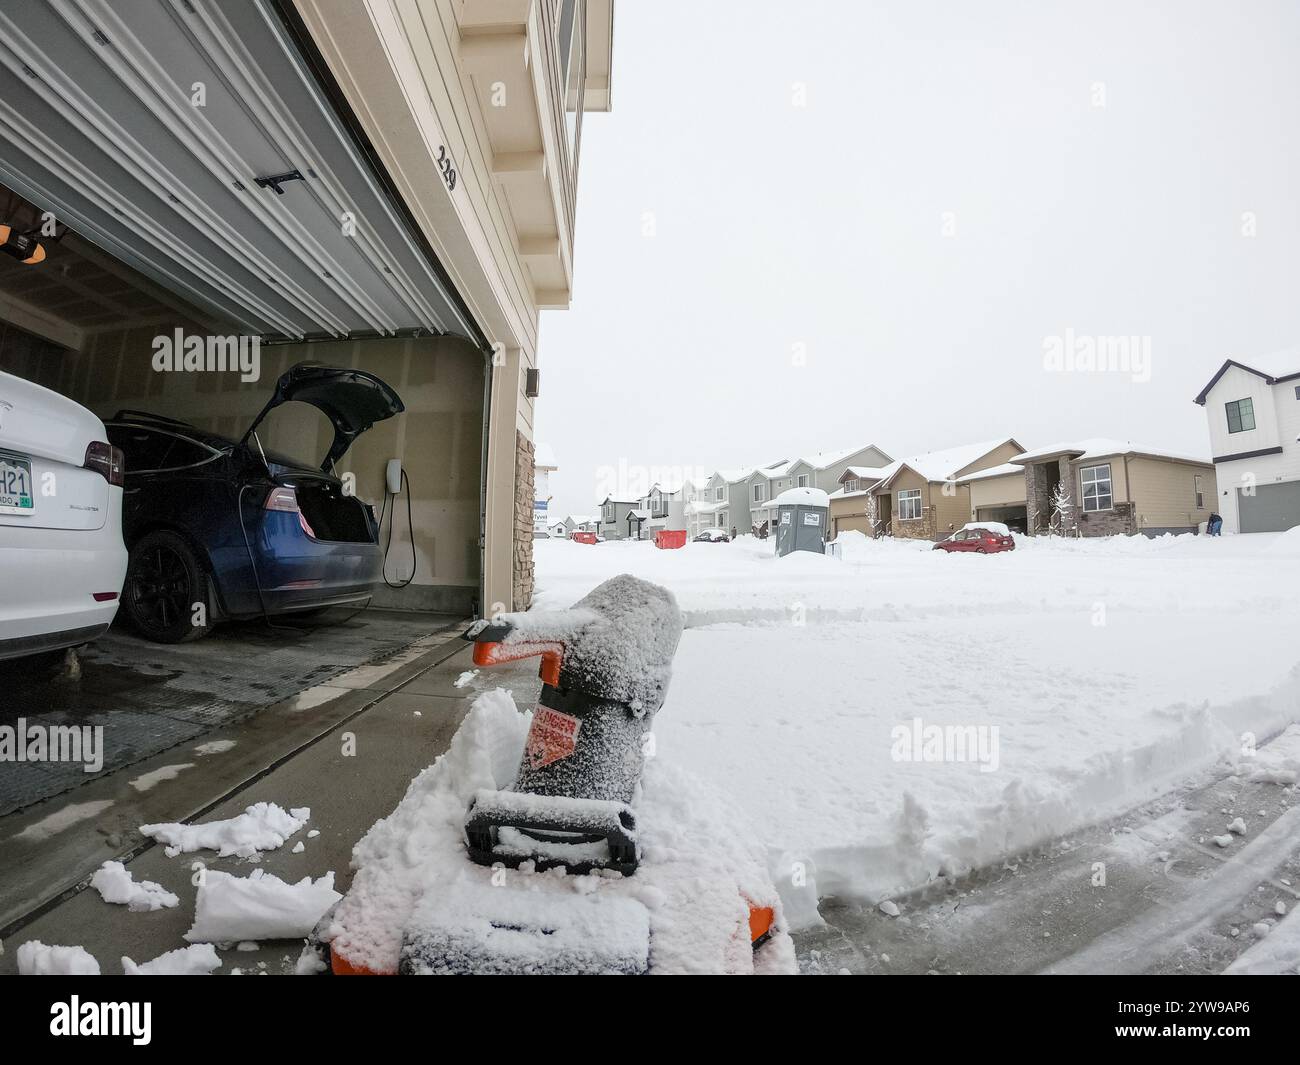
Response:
[386, 458, 403, 495]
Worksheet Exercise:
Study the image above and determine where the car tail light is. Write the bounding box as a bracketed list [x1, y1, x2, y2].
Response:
[92, 591, 118, 602]
[264, 486, 299, 512]
[84, 441, 125, 486]
[264, 486, 318, 539]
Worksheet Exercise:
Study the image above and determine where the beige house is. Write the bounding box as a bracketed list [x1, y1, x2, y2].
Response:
[828, 466, 893, 538]
[869, 438, 1025, 541]
[0, 0, 615, 615]
[960, 439, 1216, 537]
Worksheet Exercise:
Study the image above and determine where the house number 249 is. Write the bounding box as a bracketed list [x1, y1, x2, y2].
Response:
[436, 146, 457, 191]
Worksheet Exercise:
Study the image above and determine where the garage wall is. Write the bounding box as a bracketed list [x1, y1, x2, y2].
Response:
[968, 472, 1027, 516]
[3, 329, 484, 614]
[1127, 457, 1214, 533]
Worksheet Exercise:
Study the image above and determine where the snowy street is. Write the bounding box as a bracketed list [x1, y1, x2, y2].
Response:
[532, 532, 1300, 945]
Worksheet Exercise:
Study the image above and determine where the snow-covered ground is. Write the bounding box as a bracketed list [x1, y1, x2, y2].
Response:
[532, 530, 1300, 919]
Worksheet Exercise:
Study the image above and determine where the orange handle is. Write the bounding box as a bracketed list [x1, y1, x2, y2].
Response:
[473, 640, 565, 688]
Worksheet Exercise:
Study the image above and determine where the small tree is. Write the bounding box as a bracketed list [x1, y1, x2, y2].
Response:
[865, 493, 881, 537]
[1050, 481, 1074, 534]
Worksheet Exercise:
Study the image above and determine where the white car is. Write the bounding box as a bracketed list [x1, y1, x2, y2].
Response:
[0, 370, 127, 660]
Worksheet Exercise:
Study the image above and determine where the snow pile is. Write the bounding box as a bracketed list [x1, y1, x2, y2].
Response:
[122, 944, 220, 976]
[184, 868, 341, 943]
[140, 802, 310, 858]
[90, 861, 179, 912]
[1239, 723, 1300, 784]
[17, 940, 100, 975]
[471, 574, 683, 714]
[323, 688, 796, 974]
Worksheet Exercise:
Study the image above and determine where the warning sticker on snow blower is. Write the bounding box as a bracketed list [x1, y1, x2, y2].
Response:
[525, 706, 582, 769]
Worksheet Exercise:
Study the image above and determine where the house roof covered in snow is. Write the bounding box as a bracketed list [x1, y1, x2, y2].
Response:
[1010, 438, 1211, 467]
[840, 465, 890, 482]
[873, 438, 1022, 491]
[685, 499, 724, 514]
[598, 495, 640, 506]
[957, 462, 1026, 484]
[800, 444, 891, 471]
[713, 467, 756, 484]
[1194, 347, 1300, 405]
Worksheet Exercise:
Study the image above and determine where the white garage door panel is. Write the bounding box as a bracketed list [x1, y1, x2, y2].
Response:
[1238, 482, 1300, 534]
[0, 0, 475, 341]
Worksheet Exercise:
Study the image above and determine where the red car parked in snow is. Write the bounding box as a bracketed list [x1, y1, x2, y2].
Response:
[933, 523, 1015, 554]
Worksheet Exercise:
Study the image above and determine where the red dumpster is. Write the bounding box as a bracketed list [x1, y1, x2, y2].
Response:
[655, 529, 687, 550]
[571, 531, 598, 544]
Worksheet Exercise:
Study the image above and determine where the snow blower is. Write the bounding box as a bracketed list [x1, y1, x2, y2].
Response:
[318, 575, 789, 975]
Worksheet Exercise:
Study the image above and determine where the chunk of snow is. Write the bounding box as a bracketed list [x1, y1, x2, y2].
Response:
[1212, 834, 1234, 848]
[90, 861, 179, 912]
[295, 944, 328, 975]
[193, 739, 236, 756]
[1226, 817, 1247, 835]
[292, 842, 305, 854]
[184, 869, 341, 943]
[454, 670, 478, 688]
[1252, 922, 1272, 937]
[140, 802, 308, 858]
[122, 944, 220, 975]
[879, 900, 901, 917]
[307, 830, 320, 839]
[17, 940, 100, 975]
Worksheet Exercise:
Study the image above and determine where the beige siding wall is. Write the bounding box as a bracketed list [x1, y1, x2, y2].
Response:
[931, 483, 973, 538]
[1126, 457, 1215, 531]
[969, 472, 1027, 512]
[33, 330, 484, 612]
[886, 467, 933, 539]
[954, 440, 1024, 478]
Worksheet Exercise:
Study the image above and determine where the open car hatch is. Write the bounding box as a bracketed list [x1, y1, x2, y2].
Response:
[239, 363, 405, 471]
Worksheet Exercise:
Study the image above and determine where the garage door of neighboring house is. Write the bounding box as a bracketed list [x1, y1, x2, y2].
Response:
[1238, 482, 1300, 533]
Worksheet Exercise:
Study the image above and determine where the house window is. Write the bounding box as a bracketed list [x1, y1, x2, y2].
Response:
[797, 474, 809, 487]
[1194, 474, 1204, 510]
[1295, 385, 1300, 400]
[1225, 397, 1256, 434]
[752, 483, 765, 502]
[1080, 464, 1113, 512]
[897, 489, 922, 520]
[715, 486, 725, 501]
[844, 478, 860, 493]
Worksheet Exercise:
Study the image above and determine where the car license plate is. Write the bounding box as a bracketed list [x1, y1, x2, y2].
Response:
[0, 452, 34, 514]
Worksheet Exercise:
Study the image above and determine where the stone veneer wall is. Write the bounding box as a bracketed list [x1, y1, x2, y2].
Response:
[513, 431, 536, 610]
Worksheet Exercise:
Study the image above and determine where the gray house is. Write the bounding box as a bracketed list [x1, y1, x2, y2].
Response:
[687, 468, 755, 538]
[597, 495, 641, 540]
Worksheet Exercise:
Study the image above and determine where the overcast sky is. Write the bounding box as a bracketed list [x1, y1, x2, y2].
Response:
[535, 0, 1300, 519]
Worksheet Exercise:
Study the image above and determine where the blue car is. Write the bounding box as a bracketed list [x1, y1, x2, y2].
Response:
[105, 363, 404, 643]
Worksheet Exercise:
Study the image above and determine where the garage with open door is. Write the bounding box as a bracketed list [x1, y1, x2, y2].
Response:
[0, 0, 492, 814]
[1238, 482, 1300, 534]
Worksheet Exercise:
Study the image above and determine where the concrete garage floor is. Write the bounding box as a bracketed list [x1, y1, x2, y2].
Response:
[0, 608, 463, 816]
[0, 633, 544, 971]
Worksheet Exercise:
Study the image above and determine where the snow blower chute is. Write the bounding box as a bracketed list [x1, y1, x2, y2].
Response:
[319, 574, 785, 975]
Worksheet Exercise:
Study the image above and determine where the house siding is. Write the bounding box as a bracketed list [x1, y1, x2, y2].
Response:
[1202, 366, 1300, 533]
[1127, 457, 1215, 533]
[969, 472, 1027, 513]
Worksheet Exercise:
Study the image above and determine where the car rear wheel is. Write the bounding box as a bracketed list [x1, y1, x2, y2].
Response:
[123, 531, 213, 643]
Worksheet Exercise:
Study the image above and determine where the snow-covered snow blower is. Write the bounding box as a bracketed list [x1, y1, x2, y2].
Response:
[318, 575, 794, 975]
